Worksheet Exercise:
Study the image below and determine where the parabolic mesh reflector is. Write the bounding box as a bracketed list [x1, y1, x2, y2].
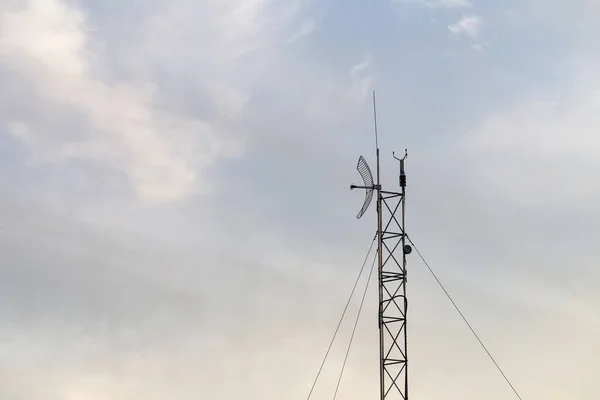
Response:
[356, 155, 374, 219]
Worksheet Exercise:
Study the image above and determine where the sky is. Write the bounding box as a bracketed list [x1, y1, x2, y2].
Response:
[0, 0, 599, 399]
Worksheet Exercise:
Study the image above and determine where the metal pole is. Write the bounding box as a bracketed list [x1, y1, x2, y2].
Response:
[377, 149, 385, 400]
[400, 159, 408, 400]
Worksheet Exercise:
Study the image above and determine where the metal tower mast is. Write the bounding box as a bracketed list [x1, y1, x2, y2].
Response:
[351, 92, 411, 400]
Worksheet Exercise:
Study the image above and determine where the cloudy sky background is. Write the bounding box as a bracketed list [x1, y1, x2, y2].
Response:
[1, 0, 599, 398]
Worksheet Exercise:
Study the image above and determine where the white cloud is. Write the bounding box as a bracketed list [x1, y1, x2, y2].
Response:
[302, 54, 374, 125]
[448, 15, 483, 38]
[0, 2, 378, 396]
[286, 19, 316, 44]
[0, 0, 317, 203]
[392, 0, 472, 8]
[438, 0, 471, 6]
[460, 69, 600, 207]
[0, 0, 221, 201]
[350, 55, 374, 102]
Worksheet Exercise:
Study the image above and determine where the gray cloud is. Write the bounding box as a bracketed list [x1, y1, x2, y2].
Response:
[1, 0, 599, 399]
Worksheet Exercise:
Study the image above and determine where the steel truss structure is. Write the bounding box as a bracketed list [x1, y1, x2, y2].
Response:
[377, 185, 408, 400]
[351, 147, 409, 400]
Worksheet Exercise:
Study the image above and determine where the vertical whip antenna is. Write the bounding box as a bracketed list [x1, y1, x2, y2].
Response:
[373, 90, 386, 400]
[373, 91, 379, 152]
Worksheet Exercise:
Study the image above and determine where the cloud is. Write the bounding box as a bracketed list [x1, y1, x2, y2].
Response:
[0, 188, 378, 399]
[0, 1, 378, 398]
[2, 0, 600, 399]
[448, 15, 483, 38]
[0, 0, 212, 202]
[286, 19, 316, 44]
[350, 55, 374, 101]
[392, 0, 472, 8]
[460, 76, 600, 207]
[0, 0, 319, 203]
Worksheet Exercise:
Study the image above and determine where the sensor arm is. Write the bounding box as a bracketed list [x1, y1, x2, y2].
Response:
[350, 184, 381, 190]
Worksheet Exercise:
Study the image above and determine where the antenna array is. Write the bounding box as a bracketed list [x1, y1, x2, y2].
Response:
[350, 92, 411, 400]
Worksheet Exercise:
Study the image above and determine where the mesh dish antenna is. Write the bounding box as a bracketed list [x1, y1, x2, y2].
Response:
[350, 155, 376, 219]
